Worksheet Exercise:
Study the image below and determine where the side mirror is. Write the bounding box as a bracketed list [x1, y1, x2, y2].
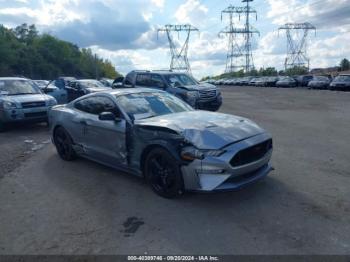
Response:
[43, 86, 58, 94]
[98, 112, 121, 122]
[112, 82, 123, 89]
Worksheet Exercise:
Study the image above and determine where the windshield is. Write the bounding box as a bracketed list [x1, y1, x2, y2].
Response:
[34, 80, 49, 88]
[164, 74, 198, 87]
[313, 76, 328, 81]
[334, 75, 350, 82]
[116, 92, 193, 120]
[78, 80, 107, 89]
[0, 79, 41, 95]
[280, 77, 293, 81]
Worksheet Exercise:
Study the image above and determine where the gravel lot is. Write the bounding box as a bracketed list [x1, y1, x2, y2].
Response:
[0, 86, 349, 255]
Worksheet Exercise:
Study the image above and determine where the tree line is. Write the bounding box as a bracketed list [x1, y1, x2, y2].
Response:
[0, 24, 121, 80]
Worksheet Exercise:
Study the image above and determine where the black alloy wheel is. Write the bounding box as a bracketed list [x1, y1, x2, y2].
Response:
[144, 148, 184, 198]
[53, 127, 77, 161]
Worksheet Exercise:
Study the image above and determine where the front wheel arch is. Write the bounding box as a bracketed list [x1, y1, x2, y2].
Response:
[143, 146, 185, 198]
[140, 144, 181, 178]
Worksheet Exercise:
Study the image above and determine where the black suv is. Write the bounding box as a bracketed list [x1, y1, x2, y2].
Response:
[294, 75, 313, 87]
[122, 70, 222, 111]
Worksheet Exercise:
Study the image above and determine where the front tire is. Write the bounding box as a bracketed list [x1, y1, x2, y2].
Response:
[53, 127, 77, 161]
[144, 148, 184, 198]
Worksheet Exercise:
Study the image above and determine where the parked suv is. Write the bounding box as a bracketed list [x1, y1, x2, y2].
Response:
[122, 70, 222, 111]
[0, 77, 57, 131]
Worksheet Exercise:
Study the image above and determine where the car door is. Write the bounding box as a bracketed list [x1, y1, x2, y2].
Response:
[79, 96, 127, 167]
[45, 80, 68, 104]
[67, 82, 85, 102]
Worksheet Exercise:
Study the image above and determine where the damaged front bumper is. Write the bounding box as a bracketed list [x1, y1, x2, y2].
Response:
[180, 133, 273, 192]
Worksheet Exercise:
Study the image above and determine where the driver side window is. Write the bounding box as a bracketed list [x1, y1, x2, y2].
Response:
[75, 96, 121, 117]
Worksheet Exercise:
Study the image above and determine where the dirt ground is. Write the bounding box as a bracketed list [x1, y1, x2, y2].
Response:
[0, 87, 349, 255]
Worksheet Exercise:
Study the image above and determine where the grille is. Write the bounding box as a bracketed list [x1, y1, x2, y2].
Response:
[225, 165, 267, 184]
[230, 139, 272, 167]
[24, 112, 47, 118]
[21, 101, 46, 108]
[199, 89, 216, 100]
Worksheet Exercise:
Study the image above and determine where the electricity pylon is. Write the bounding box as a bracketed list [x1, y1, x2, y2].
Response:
[158, 24, 199, 74]
[219, 7, 244, 73]
[278, 22, 316, 71]
[219, 0, 259, 73]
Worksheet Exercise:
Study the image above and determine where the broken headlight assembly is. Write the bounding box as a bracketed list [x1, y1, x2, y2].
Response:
[180, 147, 226, 161]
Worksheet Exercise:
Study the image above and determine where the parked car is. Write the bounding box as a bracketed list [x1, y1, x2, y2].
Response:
[122, 70, 222, 111]
[34, 80, 49, 90]
[66, 79, 111, 102]
[222, 79, 232, 85]
[294, 75, 313, 87]
[99, 78, 114, 87]
[226, 78, 237, 85]
[43, 77, 77, 104]
[235, 77, 244, 86]
[214, 79, 226, 85]
[329, 74, 350, 91]
[240, 77, 254, 86]
[0, 77, 57, 131]
[112, 76, 125, 88]
[307, 76, 331, 90]
[276, 76, 297, 88]
[264, 77, 279, 87]
[249, 77, 260, 86]
[49, 88, 273, 198]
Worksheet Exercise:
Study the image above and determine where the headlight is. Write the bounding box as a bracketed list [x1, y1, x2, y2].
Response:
[181, 147, 226, 161]
[47, 98, 57, 106]
[2, 101, 18, 109]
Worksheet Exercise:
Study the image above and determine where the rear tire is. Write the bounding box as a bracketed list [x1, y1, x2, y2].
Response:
[144, 147, 184, 198]
[53, 127, 77, 161]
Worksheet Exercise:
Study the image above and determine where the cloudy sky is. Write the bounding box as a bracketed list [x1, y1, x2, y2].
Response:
[0, 0, 350, 78]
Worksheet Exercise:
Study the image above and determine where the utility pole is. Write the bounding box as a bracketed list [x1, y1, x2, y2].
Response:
[158, 24, 199, 74]
[278, 22, 316, 71]
[219, 1, 259, 74]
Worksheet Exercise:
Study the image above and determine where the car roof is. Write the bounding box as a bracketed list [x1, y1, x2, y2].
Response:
[130, 70, 189, 75]
[0, 77, 29, 81]
[101, 88, 166, 97]
[76, 79, 99, 82]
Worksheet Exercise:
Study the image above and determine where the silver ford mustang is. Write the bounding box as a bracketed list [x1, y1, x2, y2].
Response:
[49, 88, 273, 198]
